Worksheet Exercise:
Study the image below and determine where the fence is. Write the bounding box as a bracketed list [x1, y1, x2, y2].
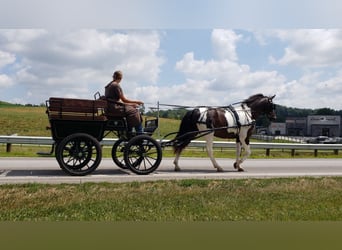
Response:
[1, 135, 342, 157]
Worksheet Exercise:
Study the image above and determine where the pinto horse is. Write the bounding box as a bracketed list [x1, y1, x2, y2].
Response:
[173, 94, 276, 172]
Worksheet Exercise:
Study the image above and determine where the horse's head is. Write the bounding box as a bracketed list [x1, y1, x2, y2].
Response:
[263, 95, 277, 121]
[244, 94, 277, 121]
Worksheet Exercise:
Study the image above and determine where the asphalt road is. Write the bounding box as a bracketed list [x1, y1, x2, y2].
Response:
[0, 157, 342, 184]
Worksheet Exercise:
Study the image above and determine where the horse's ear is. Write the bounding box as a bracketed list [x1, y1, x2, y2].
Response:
[270, 94, 276, 100]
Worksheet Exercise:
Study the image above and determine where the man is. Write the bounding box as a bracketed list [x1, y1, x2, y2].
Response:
[105, 70, 144, 133]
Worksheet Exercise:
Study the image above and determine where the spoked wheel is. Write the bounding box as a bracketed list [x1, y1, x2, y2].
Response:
[56, 133, 102, 176]
[111, 138, 128, 169]
[124, 135, 162, 175]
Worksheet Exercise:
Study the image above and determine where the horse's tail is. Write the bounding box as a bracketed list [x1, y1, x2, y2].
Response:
[173, 109, 200, 154]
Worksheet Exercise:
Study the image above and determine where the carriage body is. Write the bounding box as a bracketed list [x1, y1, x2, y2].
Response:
[46, 96, 161, 176]
[47, 97, 108, 142]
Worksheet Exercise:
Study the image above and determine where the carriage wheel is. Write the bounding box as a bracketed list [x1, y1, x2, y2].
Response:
[56, 133, 102, 176]
[111, 138, 128, 169]
[124, 135, 162, 175]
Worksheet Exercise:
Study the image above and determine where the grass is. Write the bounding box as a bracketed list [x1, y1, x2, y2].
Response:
[0, 177, 341, 221]
[0, 106, 51, 136]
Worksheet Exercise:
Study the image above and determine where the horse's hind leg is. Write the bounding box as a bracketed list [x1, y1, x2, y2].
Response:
[173, 151, 181, 171]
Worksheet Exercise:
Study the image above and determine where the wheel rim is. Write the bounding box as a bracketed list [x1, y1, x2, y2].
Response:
[61, 139, 94, 169]
[111, 139, 127, 169]
[124, 135, 162, 174]
[56, 133, 102, 175]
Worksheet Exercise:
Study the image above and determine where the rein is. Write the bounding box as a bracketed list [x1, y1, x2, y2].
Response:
[158, 102, 243, 109]
[161, 125, 244, 147]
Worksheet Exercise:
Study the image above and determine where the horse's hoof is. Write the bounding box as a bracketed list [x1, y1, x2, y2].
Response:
[174, 167, 181, 172]
[238, 168, 244, 172]
[233, 162, 238, 169]
[216, 167, 223, 172]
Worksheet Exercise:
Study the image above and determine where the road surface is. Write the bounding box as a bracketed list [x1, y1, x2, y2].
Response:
[0, 157, 341, 184]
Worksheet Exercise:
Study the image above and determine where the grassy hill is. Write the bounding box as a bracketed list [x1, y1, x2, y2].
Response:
[0, 100, 17, 107]
[0, 104, 180, 137]
[0, 106, 50, 136]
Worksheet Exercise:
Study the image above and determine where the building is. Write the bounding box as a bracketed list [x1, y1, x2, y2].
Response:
[285, 117, 307, 136]
[269, 122, 286, 135]
[269, 115, 342, 137]
[307, 115, 341, 137]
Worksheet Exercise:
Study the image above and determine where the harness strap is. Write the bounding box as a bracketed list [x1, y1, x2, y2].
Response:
[228, 105, 241, 128]
[197, 108, 212, 127]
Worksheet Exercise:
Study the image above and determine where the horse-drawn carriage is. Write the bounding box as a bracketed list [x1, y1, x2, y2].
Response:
[46, 93, 162, 176]
[46, 93, 276, 176]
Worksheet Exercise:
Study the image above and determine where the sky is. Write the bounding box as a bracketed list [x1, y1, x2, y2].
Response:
[1, 1, 342, 110]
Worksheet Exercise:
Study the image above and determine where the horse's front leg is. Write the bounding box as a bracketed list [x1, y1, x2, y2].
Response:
[234, 129, 252, 171]
[234, 141, 243, 171]
[204, 133, 223, 172]
[239, 140, 251, 171]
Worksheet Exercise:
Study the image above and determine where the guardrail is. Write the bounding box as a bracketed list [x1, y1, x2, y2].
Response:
[1, 135, 342, 157]
[192, 140, 342, 157]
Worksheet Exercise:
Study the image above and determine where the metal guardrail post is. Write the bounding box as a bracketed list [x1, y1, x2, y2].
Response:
[6, 142, 11, 153]
[266, 148, 270, 156]
[5, 134, 17, 153]
[291, 149, 295, 157]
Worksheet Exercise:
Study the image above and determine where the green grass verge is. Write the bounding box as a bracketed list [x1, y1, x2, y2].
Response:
[0, 177, 341, 221]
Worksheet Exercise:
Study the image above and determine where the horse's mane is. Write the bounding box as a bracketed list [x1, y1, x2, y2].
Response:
[243, 93, 265, 106]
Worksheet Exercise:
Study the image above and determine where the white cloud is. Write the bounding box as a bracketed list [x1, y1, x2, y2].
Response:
[0, 74, 13, 87]
[1, 28, 342, 111]
[267, 29, 342, 68]
[0, 29, 164, 103]
[174, 30, 285, 106]
[0, 48, 16, 88]
[250, 29, 342, 109]
[170, 29, 342, 110]
[211, 29, 242, 61]
[0, 50, 16, 67]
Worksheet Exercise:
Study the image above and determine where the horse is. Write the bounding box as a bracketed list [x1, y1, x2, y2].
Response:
[172, 93, 277, 172]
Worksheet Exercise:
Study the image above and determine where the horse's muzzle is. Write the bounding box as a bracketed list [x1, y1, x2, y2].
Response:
[268, 112, 277, 121]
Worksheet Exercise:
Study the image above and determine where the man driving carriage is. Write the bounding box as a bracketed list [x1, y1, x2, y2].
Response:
[104, 70, 144, 133]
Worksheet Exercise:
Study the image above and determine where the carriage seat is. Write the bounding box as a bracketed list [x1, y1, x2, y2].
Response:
[47, 97, 107, 121]
[93, 91, 158, 135]
[94, 91, 127, 119]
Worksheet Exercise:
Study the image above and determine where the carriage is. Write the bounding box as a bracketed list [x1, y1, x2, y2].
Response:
[46, 93, 162, 176]
[46, 93, 276, 176]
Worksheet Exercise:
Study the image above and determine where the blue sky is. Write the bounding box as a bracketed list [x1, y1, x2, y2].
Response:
[1, 1, 342, 110]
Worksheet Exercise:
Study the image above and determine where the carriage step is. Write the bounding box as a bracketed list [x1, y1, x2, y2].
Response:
[36, 151, 54, 156]
[36, 144, 55, 156]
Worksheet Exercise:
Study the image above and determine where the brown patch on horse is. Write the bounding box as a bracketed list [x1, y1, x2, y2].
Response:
[205, 108, 237, 139]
